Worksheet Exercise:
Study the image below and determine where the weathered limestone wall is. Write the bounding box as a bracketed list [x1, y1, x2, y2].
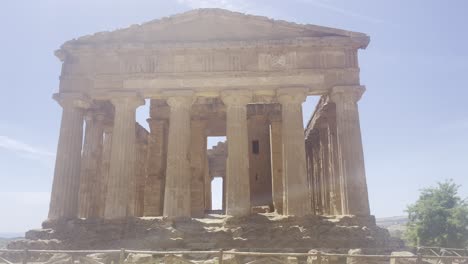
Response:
[269, 118, 283, 214]
[247, 115, 273, 207]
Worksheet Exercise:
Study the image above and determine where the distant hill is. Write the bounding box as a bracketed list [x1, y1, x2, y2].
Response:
[0, 233, 24, 249]
[0, 237, 14, 249]
[376, 216, 408, 239]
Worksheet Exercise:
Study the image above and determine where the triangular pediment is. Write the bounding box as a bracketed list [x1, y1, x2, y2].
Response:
[65, 9, 367, 46]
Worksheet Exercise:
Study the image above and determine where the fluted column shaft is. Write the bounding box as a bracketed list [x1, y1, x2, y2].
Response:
[163, 92, 193, 218]
[190, 119, 207, 217]
[204, 157, 212, 211]
[328, 114, 343, 215]
[144, 119, 167, 216]
[104, 95, 144, 219]
[78, 111, 105, 218]
[49, 93, 89, 220]
[278, 88, 311, 216]
[221, 90, 252, 217]
[98, 126, 113, 217]
[133, 125, 148, 217]
[330, 86, 370, 216]
[318, 125, 332, 215]
[269, 118, 283, 214]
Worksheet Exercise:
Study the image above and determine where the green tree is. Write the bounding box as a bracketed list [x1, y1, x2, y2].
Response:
[405, 180, 468, 248]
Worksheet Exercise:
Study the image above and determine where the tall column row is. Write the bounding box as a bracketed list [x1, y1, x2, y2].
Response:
[48, 86, 370, 220]
[305, 85, 370, 216]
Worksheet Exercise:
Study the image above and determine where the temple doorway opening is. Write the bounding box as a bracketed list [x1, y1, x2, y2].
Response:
[211, 177, 223, 212]
[206, 137, 226, 214]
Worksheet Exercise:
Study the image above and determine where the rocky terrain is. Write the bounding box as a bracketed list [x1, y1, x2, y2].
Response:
[7, 213, 403, 252]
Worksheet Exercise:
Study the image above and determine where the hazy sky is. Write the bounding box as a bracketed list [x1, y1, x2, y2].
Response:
[0, 0, 467, 234]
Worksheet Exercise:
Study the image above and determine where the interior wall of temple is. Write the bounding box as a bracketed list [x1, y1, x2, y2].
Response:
[247, 114, 273, 208]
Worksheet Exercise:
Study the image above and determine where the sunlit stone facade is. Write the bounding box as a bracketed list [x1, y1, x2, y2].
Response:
[48, 9, 371, 220]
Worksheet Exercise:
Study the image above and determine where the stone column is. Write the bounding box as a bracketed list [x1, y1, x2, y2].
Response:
[328, 112, 342, 215]
[163, 91, 194, 218]
[190, 119, 207, 217]
[134, 124, 148, 217]
[144, 118, 168, 216]
[221, 90, 252, 217]
[311, 132, 322, 215]
[104, 94, 144, 219]
[204, 157, 212, 211]
[329, 86, 370, 216]
[269, 118, 283, 214]
[78, 110, 105, 218]
[318, 124, 331, 215]
[98, 125, 113, 217]
[277, 88, 311, 217]
[48, 93, 89, 220]
[305, 139, 316, 215]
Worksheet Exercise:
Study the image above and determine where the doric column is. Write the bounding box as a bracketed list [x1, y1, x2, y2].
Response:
[221, 90, 252, 217]
[269, 117, 283, 214]
[327, 112, 343, 215]
[48, 93, 90, 220]
[204, 157, 212, 211]
[190, 119, 207, 217]
[163, 91, 194, 218]
[329, 86, 370, 216]
[317, 124, 331, 215]
[104, 94, 144, 219]
[311, 131, 322, 215]
[98, 125, 113, 218]
[78, 110, 105, 218]
[133, 124, 148, 217]
[277, 88, 311, 216]
[144, 118, 167, 216]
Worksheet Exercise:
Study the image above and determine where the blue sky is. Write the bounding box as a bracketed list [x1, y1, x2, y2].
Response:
[0, 0, 467, 234]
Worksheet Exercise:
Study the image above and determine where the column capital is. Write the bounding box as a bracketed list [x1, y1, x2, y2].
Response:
[329, 85, 366, 104]
[276, 88, 307, 105]
[109, 92, 145, 109]
[164, 90, 194, 109]
[220, 89, 252, 106]
[53, 93, 91, 109]
[84, 109, 107, 122]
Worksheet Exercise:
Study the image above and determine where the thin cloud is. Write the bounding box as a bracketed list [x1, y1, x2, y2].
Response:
[0, 135, 55, 159]
[299, 0, 386, 24]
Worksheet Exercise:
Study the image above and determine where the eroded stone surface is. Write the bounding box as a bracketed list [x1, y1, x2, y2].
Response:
[8, 214, 401, 251]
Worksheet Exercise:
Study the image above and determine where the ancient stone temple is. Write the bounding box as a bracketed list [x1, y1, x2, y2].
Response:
[48, 8, 371, 222]
[17, 9, 400, 252]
